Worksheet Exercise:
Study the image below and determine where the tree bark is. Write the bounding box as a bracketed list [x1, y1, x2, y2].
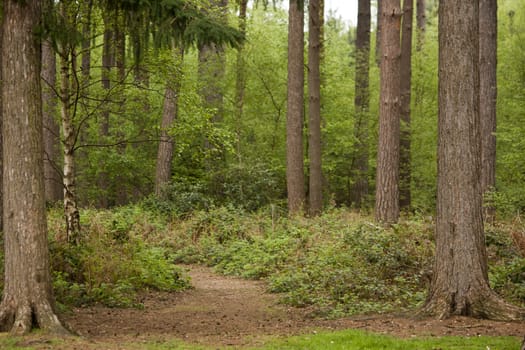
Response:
[375, 0, 383, 65]
[0, 2, 4, 232]
[479, 0, 497, 223]
[234, 0, 248, 164]
[350, 0, 371, 208]
[155, 48, 183, 197]
[399, 0, 413, 210]
[42, 39, 63, 203]
[286, 0, 305, 215]
[0, 0, 67, 334]
[81, 0, 93, 85]
[421, 0, 525, 321]
[416, 0, 425, 50]
[308, 0, 323, 216]
[375, 0, 401, 224]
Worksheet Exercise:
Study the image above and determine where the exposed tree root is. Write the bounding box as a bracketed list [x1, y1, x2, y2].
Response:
[0, 298, 69, 335]
[419, 289, 525, 321]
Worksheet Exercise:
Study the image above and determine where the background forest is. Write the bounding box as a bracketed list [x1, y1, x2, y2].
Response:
[0, 0, 525, 337]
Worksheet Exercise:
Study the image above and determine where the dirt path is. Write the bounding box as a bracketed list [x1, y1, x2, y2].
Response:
[62, 265, 525, 347]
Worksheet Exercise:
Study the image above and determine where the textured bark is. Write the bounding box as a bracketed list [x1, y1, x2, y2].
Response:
[416, 0, 426, 50]
[399, 0, 413, 210]
[308, 0, 323, 216]
[421, 0, 525, 321]
[155, 48, 183, 197]
[0, 4, 3, 232]
[350, 0, 371, 208]
[286, 0, 305, 215]
[0, 0, 67, 334]
[375, 0, 401, 224]
[479, 0, 497, 223]
[81, 0, 93, 85]
[42, 39, 63, 203]
[234, 0, 248, 163]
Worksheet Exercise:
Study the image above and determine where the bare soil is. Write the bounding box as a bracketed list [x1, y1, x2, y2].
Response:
[60, 265, 525, 348]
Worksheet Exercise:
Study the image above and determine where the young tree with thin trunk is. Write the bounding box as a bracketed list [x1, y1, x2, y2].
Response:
[421, 0, 525, 321]
[399, 0, 413, 210]
[42, 38, 63, 203]
[375, 0, 401, 224]
[235, 0, 248, 163]
[308, 0, 323, 216]
[155, 48, 183, 197]
[0, 0, 67, 334]
[480, 0, 497, 223]
[416, 0, 425, 50]
[375, 0, 383, 65]
[286, 0, 305, 215]
[350, 0, 371, 208]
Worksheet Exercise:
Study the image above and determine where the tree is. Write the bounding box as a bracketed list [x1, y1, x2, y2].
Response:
[416, 0, 426, 50]
[399, 0, 414, 210]
[0, 0, 67, 334]
[42, 36, 63, 203]
[421, 0, 525, 320]
[479, 0, 497, 222]
[308, 0, 323, 216]
[286, 0, 305, 214]
[350, 0, 371, 208]
[375, 0, 401, 224]
[234, 0, 248, 163]
[375, 0, 382, 65]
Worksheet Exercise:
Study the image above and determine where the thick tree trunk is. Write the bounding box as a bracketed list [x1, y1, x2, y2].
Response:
[235, 0, 248, 164]
[0, 0, 67, 334]
[416, 0, 426, 50]
[479, 0, 497, 223]
[375, 0, 401, 224]
[155, 48, 183, 197]
[421, 0, 525, 321]
[399, 0, 413, 210]
[42, 39, 63, 203]
[286, 0, 305, 215]
[350, 0, 371, 208]
[59, 41, 81, 244]
[308, 0, 323, 216]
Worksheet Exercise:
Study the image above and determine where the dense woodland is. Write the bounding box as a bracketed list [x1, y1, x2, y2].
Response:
[0, 0, 525, 336]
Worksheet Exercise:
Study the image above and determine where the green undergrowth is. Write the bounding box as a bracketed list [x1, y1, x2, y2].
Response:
[47, 206, 190, 308]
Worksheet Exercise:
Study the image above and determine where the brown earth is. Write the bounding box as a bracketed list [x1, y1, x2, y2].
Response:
[58, 265, 524, 348]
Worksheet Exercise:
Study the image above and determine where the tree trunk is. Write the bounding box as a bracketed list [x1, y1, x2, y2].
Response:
[235, 0, 248, 164]
[350, 0, 371, 208]
[375, 0, 401, 224]
[416, 0, 426, 50]
[375, 0, 383, 65]
[81, 0, 93, 85]
[479, 0, 497, 223]
[286, 0, 305, 215]
[0, 3, 4, 232]
[399, 0, 413, 210]
[308, 0, 323, 216]
[421, 0, 525, 321]
[42, 39, 63, 203]
[0, 0, 67, 334]
[155, 48, 183, 197]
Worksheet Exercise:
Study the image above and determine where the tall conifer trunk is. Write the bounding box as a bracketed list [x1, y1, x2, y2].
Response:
[308, 0, 323, 216]
[351, 0, 371, 208]
[286, 0, 305, 214]
[0, 0, 67, 334]
[235, 0, 248, 164]
[399, 0, 413, 210]
[375, 0, 401, 224]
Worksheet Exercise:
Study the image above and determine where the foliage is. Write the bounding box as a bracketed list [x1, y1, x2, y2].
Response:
[48, 207, 190, 308]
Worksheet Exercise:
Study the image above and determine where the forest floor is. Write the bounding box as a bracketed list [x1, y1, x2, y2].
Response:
[56, 265, 525, 348]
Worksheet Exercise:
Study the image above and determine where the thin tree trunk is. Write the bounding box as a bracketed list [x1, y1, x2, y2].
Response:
[479, 0, 497, 223]
[375, 0, 383, 65]
[0, 0, 67, 334]
[350, 0, 371, 208]
[235, 0, 248, 164]
[416, 0, 425, 50]
[81, 0, 93, 85]
[286, 0, 305, 215]
[420, 0, 524, 321]
[375, 0, 401, 224]
[399, 0, 413, 210]
[155, 48, 183, 197]
[42, 39, 63, 203]
[0, 2, 4, 232]
[308, 0, 323, 216]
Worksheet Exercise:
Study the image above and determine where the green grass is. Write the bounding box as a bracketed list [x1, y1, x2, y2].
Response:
[0, 329, 520, 350]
